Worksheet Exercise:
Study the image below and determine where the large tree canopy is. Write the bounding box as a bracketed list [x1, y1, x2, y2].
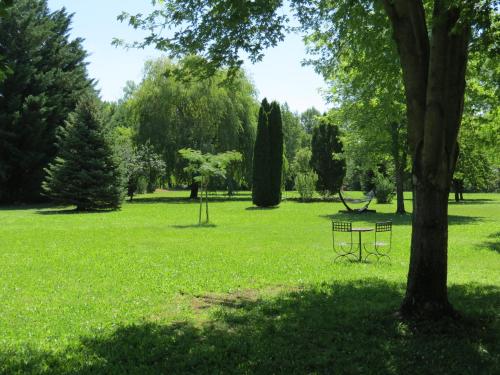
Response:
[122, 57, 258, 190]
[121, 0, 498, 318]
[0, 0, 93, 203]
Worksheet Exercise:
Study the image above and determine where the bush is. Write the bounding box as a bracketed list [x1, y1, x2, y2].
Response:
[295, 171, 318, 201]
[374, 174, 395, 204]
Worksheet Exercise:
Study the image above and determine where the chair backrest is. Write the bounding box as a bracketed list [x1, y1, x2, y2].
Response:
[375, 221, 392, 232]
[332, 221, 352, 232]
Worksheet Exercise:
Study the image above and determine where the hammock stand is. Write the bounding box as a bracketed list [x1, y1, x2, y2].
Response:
[338, 189, 376, 213]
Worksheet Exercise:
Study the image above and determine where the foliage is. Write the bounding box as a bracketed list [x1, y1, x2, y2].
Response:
[281, 103, 308, 189]
[126, 143, 166, 200]
[454, 45, 500, 192]
[310, 117, 346, 196]
[179, 148, 242, 224]
[293, 147, 313, 175]
[374, 174, 395, 204]
[0, 0, 93, 203]
[300, 107, 321, 134]
[295, 171, 318, 201]
[252, 99, 283, 207]
[0, 192, 499, 373]
[125, 58, 257, 188]
[42, 96, 125, 211]
[252, 99, 271, 206]
[268, 101, 284, 204]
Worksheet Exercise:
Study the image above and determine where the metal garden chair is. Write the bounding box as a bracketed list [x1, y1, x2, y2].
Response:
[364, 221, 392, 261]
[332, 221, 356, 261]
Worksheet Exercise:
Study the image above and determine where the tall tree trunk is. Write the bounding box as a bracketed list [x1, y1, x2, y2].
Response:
[452, 179, 460, 202]
[190, 181, 199, 199]
[395, 163, 406, 214]
[391, 122, 406, 214]
[383, 0, 470, 318]
[401, 177, 455, 317]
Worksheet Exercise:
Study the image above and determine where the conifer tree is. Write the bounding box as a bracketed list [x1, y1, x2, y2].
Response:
[310, 118, 346, 196]
[43, 96, 124, 211]
[252, 99, 271, 206]
[0, 0, 92, 203]
[252, 99, 284, 207]
[268, 101, 284, 205]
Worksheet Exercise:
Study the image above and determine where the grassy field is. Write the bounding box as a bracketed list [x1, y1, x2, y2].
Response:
[0, 191, 499, 374]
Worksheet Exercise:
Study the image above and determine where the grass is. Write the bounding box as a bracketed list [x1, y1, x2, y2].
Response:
[0, 191, 499, 374]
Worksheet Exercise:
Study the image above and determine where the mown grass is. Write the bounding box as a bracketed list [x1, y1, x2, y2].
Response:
[0, 191, 499, 374]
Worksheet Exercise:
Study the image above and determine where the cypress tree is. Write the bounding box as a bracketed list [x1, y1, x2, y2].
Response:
[252, 99, 271, 206]
[268, 101, 283, 205]
[0, 0, 92, 203]
[310, 118, 346, 196]
[43, 96, 124, 211]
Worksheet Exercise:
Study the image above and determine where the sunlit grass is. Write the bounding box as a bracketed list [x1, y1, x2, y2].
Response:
[0, 191, 498, 374]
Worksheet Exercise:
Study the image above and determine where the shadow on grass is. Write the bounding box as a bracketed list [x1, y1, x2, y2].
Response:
[2, 279, 498, 374]
[448, 198, 496, 205]
[36, 208, 116, 215]
[480, 232, 500, 254]
[128, 195, 252, 205]
[245, 206, 280, 211]
[321, 212, 484, 226]
[171, 223, 217, 229]
[0, 203, 56, 211]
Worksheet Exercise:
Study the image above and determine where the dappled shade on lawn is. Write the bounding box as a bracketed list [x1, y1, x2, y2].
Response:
[1, 279, 498, 374]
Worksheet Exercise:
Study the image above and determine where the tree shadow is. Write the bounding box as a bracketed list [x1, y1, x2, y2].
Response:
[171, 223, 217, 229]
[321, 212, 484, 226]
[129, 195, 252, 205]
[0, 203, 56, 211]
[245, 206, 280, 211]
[2, 279, 498, 374]
[448, 198, 496, 205]
[36, 208, 116, 215]
[480, 232, 500, 254]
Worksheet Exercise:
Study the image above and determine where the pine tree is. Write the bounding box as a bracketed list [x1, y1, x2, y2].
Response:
[268, 101, 283, 205]
[0, 0, 92, 203]
[310, 118, 346, 196]
[43, 96, 124, 211]
[252, 99, 271, 206]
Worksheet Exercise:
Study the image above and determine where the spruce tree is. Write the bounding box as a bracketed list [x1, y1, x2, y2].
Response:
[268, 101, 283, 205]
[310, 118, 346, 196]
[252, 99, 271, 206]
[43, 96, 124, 211]
[0, 0, 92, 203]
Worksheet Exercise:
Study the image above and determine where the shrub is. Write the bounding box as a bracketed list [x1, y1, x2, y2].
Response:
[295, 171, 318, 201]
[374, 174, 395, 203]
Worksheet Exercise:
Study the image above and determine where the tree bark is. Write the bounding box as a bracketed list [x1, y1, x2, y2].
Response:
[383, 0, 470, 318]
[190, 181, 199, 199]
[391, 122, 406, 214]
[400, 177, 455, 317]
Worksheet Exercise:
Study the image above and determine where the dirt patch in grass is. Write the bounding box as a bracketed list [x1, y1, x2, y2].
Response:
[191, 285, 302, 312]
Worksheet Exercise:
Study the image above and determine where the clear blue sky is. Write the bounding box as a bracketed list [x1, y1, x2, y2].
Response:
[47, 0, 328, 113]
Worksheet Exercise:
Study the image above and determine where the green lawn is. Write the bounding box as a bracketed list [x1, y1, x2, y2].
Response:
[1, 192, 499, 374]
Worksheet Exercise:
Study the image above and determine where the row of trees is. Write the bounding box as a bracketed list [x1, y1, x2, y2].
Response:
[0, 0, 93, 203]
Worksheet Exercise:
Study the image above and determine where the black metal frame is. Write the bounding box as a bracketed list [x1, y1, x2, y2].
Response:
[332, 221, 357, 261]
[364, 221, 392, 261]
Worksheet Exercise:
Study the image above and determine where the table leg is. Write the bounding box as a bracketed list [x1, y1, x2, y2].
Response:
[358, 231, 362, 261]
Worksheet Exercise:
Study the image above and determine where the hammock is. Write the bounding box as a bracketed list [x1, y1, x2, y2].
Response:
[338, 189, 376, 213]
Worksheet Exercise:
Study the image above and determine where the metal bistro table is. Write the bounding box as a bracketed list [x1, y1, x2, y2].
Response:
[351, 227, 374, 261]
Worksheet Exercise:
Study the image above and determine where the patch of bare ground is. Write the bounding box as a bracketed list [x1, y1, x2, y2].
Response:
[191, 285, 302, 313]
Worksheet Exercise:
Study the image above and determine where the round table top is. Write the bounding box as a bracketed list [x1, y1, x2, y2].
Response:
[351, 227, 374, 232]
